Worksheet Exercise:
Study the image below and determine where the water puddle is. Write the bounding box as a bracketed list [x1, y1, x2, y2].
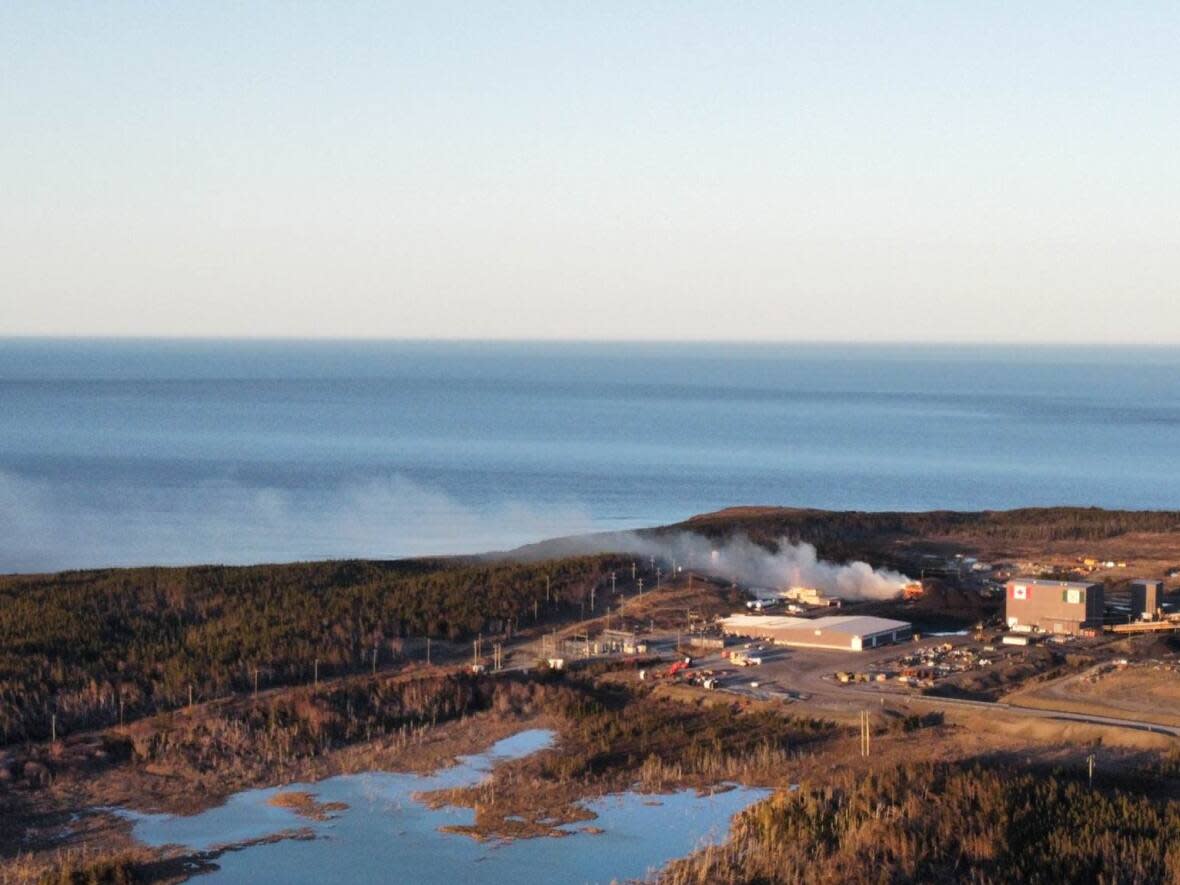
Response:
[116, 729, 769, 884]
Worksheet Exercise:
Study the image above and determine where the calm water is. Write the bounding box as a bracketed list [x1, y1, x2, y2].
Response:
[118, 729, 769, 884]
[2, 339, 1179, 572]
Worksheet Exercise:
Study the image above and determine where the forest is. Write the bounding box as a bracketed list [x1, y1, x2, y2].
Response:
[0, 554, 624, 745]
[663, 758, 1180, 884]
[7, 504, 1180, 747]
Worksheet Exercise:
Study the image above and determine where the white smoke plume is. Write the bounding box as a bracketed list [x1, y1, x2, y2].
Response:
[574, 531, 910, 601]
[0, 470, 594, 573]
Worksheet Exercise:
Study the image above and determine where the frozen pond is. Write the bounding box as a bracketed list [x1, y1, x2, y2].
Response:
[118, 729, 769, 884]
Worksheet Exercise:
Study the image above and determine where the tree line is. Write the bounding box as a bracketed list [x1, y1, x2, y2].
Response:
[675, 506, 1180, 561]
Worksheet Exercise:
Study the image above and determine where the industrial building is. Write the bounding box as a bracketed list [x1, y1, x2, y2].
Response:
[1005, 578, 1103, 635]
[720, 614, 912, 651]
[1130, 579, 1163, 621]
[747, 585, 841, 611]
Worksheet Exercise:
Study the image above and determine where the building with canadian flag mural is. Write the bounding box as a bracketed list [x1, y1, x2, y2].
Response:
[1005, 578, 1104, 635]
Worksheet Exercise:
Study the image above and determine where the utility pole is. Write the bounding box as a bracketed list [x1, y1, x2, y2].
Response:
[638, 578, 644, 599]
[426, 638, 431, 666]
[372, 644, 378, 675]
[656, 568, 662, 590]
[51, 713, 56, 744]
[611, 571, 616, 595]
[1088, 754, 1095, 788]
[534, 599, 539, 621]
[631, 562, 637, 582]
[188, 685, 193, 710]
[590, 583, 596, 611]
[605, 606, 611, 632]
[545, 575, 551, 603]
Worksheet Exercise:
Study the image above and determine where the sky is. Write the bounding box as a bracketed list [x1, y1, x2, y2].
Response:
[1, 2, 1178, 343]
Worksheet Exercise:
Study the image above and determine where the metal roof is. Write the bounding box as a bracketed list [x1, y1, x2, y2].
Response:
[802, 615, 911, 636]
[721, 614, 910, 637]
[720, 614, 811, 630]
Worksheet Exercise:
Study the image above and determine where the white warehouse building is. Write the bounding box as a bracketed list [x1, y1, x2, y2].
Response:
[720, 614, 913, 651]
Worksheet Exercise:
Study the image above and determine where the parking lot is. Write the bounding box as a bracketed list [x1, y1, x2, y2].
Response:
[646, 633, 978, 707]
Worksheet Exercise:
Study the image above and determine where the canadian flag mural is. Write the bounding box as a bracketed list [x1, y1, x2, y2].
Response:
[1011, 584, 1027, 600]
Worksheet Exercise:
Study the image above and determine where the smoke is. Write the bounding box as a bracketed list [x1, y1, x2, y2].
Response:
[574, 530, 910, 601]
[0, 470, 594, 573]
[0, 468, 909, 599]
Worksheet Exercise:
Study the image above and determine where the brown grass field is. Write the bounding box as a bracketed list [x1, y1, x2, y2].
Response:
[1006, 663, 1180, 729]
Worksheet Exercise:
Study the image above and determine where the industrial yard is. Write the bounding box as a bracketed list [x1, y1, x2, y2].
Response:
[519, 526, 1180, 737]
[523, 573, 1180, 746]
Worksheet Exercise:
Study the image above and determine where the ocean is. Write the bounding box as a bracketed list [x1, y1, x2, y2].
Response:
[1, 339, 1178, 573]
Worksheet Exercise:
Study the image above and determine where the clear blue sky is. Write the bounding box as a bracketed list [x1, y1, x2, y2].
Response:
[2, 2, 1177, 342]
